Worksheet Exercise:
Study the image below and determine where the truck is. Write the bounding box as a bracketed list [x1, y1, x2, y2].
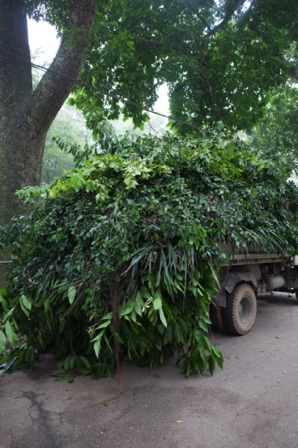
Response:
[212, 248, 298, 336]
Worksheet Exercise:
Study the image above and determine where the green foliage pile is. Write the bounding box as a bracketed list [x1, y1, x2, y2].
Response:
[1, 129, 298, 378]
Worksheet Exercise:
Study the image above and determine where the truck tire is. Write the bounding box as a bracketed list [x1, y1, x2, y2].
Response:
[222, 283, 257, 335]
[209, 303, 224, 332]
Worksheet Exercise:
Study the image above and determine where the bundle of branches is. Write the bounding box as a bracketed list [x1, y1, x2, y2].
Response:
[1, 129, 298, 378]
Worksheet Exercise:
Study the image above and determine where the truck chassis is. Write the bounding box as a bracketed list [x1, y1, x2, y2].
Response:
[213, 252, 298, 335]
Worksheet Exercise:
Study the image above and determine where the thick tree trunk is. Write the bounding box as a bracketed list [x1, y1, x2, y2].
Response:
[0, 0, 97, 285]
[0, 0, 97, 223]
[0, 0, 33, 222]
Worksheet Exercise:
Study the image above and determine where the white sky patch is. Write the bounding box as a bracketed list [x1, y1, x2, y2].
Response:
[28, 18, 60, 65]
[155, 84, 170, 116]
[243, 0, 253, 12]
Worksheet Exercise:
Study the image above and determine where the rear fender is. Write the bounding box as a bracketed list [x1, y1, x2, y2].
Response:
[215, 272, 258, 307]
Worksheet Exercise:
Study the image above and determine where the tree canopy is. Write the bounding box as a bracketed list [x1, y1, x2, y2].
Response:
[248, 82, 298, 163]
[70, 0, 298, 133]
[20, 0, 298, 134]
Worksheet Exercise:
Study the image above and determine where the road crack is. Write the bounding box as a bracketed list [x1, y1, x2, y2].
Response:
[20, 391, 55, 447]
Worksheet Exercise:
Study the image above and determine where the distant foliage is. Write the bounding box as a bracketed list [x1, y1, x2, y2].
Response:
[247, 83, 298, 164]
[1, 128, 298, 378]
[42, 106, 92, 183]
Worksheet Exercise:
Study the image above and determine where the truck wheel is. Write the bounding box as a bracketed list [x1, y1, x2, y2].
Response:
[222, 283, 257, 336]
[209, 303, 224, 332]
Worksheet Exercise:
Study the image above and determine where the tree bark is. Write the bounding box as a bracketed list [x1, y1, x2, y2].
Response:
[0, 0, 97, 285]
[0, 0, 97, 226]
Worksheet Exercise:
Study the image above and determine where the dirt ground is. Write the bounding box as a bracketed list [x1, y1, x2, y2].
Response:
[1, 292, 298, 448]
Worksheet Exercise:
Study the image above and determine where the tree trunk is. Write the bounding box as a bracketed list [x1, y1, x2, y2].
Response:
[0, 0, 97, 285]
[0, 0, 97, 222]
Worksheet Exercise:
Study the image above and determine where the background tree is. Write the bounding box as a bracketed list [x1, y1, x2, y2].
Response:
[42, 106, 92, 183]
[247, 83, 298, 165]
[1, 0, 297, 228]
[71, 0, 298, 134]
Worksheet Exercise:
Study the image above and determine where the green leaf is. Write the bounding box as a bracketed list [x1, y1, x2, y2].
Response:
[20, 294, 32, 310]
[110, 325, 124, 344]
[68, 286, 76, 305]
[153, 297, 162, 310]
[134, 299, 143, 317]
[44, 298, 50, 313]
[53, 372, 74, 383]
[211, 347, 224, 369]
[4, 321, 16, 346]
[91, 330, 105, 342]
[0, 356, 19, 375]
[119, 302, 134, 317]
[0, 289, 9, 298]
[102, 312, 113, 320]
[0, 294, 8, 312]
[96, 320, 111, 329]
[93, 339, 101, 358]
[0, 330, 6, 353]
[20, 295, 32, 317]
[92, 329, 105, 358]
[194, 329, 203, 346]
[79, 356, 91, 369]
[198, 319, 209, 333]
[159, 308, 167, 327]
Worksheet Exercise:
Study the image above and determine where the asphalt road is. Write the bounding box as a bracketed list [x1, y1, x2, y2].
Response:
[1, 292, 298, 448]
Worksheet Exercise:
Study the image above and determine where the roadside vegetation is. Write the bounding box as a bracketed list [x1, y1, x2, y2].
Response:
[0, 0, 297, 378]
[1, 128, 298, 378]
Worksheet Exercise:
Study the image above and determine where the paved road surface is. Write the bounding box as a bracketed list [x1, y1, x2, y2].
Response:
[1, 292, 298, 448]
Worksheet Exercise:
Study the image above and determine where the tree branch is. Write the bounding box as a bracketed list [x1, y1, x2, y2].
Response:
[208, 0, 249, 36]
[28, 0, 97, 131]
[185, 0, 251, 37]
[184, 0, 212, 33]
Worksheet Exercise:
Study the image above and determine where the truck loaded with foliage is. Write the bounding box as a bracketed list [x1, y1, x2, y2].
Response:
[0, 129, 298, 378]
